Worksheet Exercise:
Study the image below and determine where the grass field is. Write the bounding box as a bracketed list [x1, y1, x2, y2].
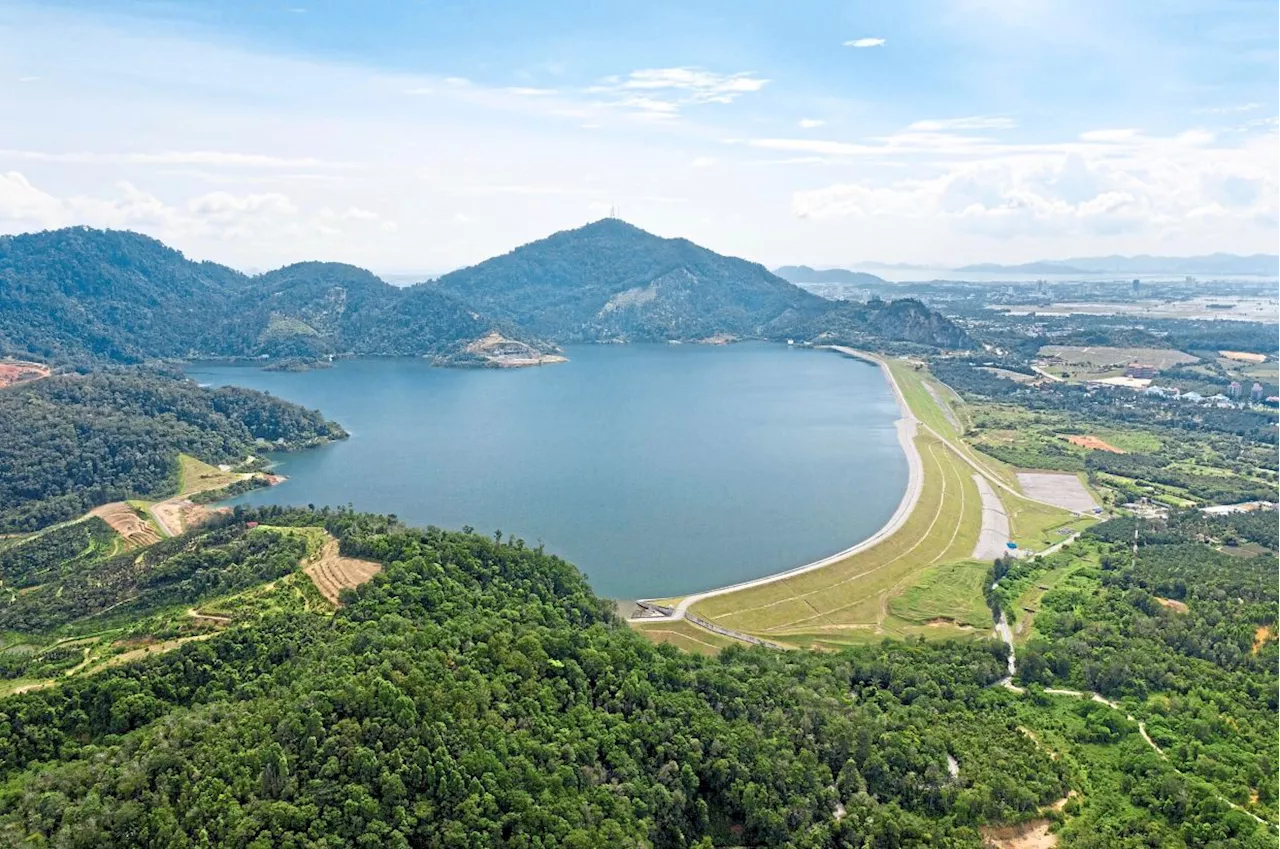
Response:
[1003, 492, 1094, 549]
[887, 559, 992, 629]
[177, 454, 242, 496]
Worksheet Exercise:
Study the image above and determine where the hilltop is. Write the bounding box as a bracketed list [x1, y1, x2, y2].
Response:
[433, 219, 827, 342]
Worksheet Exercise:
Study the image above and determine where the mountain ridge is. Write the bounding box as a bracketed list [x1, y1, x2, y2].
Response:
[1, 222, 971, 364]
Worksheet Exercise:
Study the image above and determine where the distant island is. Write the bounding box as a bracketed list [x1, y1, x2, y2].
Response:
[772, 265, 889, 285]
[954, 253, 1279, 276]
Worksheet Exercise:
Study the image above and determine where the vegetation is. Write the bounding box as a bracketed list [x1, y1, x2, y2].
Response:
[1, 225, 968, 371]
[1006, 512, 1278, 828]
[0, 370, 345, 532]
[0, 228, 537, 366]
[0, 506, 1083, 848]
[0, 517, 119, 590]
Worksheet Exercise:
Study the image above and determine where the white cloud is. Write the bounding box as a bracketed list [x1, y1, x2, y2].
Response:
[790, 128, 1278, 244]
[1079, 128, 1141, 143]
[907, 116, 1017, 131]
[844, 38, 886, 48]
[0, 171, 63, 225]
[798, 118, 826, 129]
[504, 87, 556, 97]
[1197, 102, 1262, 115]
[690, 156, 718, 168]
[588, 67, 768, 119]
[341, 206, 379, 220]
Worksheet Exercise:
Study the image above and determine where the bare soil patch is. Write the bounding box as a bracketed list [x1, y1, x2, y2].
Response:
[0, 360, 51, 389]
[90, 503, 161, 547]
[981, 819, 1057, 849]
[1253, 625, 1274, 654]
[304, 537, 382, 605]
[1064, 435, 1125, 453]
[1220, 350, 1267, 364]
[1156, 597, 1189, 613]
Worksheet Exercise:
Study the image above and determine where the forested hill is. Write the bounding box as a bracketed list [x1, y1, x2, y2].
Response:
[0, 370, 345, 531]
[1, 224, 970, 363]
[0, 506, 1078, 847]
[221, 261, 516, 359]
[0, 227, 245, 362]
[0, 228, 532, 365]
[432, 219, 825, 341]
[772, 298, 973, 350]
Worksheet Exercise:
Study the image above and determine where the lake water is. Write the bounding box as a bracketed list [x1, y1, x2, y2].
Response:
[188, 343, 907, 599]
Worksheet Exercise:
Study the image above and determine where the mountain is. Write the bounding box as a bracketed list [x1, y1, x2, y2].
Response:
[0, 223, 969, 363]
[0, 228, 538, 366]
[433, 219, 827, 342]
[954, 253, 1279, 276]
[772, 265, 888, 285]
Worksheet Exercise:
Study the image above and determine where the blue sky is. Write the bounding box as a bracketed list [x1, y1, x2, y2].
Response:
[1, 0, 1276, 272]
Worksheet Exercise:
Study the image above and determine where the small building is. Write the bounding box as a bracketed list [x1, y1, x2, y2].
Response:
[1251, 382, 1264, 402]
[1181, 391, 1204, 403]
[1124, 362, 1159, 379]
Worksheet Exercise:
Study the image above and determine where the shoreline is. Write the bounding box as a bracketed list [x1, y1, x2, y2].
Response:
[635, 346, 925, 622]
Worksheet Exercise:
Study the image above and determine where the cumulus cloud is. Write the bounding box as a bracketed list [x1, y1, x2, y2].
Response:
[0, 171, 64, 225]
[788, 125, 1278, 245]
[844, 37, 885, 48]
[0, 171, 393, 245]
[798, 118, 826, 129]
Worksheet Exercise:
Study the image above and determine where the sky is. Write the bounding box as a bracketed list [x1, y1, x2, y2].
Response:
[0, 0, 1276, 274]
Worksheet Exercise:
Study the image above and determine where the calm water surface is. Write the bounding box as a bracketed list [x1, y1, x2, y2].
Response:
[188, 343, 906, 599]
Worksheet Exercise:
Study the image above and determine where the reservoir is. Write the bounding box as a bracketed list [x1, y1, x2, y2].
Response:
[188, 343, 907, 599]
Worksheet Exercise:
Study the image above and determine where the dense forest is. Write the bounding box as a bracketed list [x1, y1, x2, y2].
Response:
[1, 225, 969, 369]
[0, 228, 530, 366]
[0, 507, 1272, 846]
[0, 371, 345, 532]
[0, 507, 1076, 848]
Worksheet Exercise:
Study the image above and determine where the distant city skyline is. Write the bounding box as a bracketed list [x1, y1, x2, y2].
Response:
[1, 0, 1276, 271]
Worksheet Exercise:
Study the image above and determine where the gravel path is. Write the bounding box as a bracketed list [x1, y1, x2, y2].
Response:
[972, 474, 1011, 560]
